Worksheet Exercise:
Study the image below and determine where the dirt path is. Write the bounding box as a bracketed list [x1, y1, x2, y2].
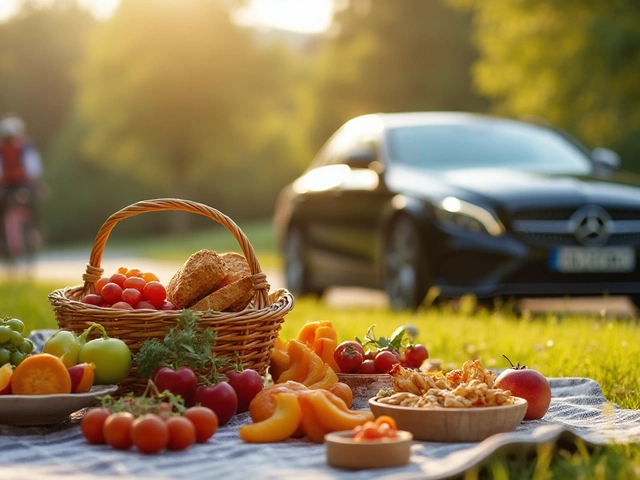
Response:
[0, 251, 635, 316]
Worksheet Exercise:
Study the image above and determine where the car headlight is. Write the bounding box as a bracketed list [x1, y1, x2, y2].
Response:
[435, 197, 504, 236]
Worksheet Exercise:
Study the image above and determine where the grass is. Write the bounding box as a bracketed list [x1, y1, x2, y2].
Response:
[3, 280, 640, 478]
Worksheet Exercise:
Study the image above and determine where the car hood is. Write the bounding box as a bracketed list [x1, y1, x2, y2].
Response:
[388, 167, 640, 211]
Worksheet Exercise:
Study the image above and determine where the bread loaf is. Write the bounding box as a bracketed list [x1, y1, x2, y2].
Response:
[190, 275, 257, 312]
[166, 249, 229, 308]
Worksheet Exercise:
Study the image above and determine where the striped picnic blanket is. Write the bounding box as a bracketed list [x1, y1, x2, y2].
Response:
[0, 335, 638, 479]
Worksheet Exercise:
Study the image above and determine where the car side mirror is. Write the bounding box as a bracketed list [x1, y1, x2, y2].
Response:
[592, 147, 620, 170]
[344, 150, 376, 169]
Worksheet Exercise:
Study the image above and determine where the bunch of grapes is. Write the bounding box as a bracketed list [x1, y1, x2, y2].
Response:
[0, 317, 33, 367]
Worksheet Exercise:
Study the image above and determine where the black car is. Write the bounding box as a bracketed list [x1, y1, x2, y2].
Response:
[274, 112, 640, 310]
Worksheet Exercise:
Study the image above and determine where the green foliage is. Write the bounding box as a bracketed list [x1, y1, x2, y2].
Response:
[449, 0, 640, 171]
[75, 0, 299, 223]
[307, 0, 486, 150]
[0, 2, 96, 151]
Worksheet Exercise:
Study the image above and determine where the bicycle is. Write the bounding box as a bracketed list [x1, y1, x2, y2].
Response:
[0, 183, 42, 268]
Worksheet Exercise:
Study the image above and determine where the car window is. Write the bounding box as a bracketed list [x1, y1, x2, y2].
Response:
[386, 122, 593, 174]
[310, 117, 380, 169]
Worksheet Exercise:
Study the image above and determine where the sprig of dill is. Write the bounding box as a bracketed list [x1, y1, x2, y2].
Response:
[134, 310, 217, 378]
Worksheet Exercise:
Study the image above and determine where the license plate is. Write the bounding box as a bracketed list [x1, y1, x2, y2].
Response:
[550, 247, 636, 273]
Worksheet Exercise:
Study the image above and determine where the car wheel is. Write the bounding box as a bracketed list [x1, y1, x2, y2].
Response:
[383, 216, 431, 311]
[630, 295, 640, 312]
[284, 226, 324, 298]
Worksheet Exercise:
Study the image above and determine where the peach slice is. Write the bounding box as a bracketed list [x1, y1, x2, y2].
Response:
[0, 363, 12, 395]
[68, 363, 96, 393]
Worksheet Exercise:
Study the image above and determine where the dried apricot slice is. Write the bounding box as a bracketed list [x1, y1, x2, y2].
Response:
[11, 353, 72, 395]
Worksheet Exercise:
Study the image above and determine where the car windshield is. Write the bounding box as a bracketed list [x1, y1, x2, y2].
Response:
[386, 122, 593, 174]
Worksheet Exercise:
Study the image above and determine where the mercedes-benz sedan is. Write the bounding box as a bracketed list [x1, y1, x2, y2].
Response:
[274, 112, 640, 310]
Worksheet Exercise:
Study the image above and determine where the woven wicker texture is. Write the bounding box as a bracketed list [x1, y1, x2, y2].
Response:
[48, 198, 294, 395]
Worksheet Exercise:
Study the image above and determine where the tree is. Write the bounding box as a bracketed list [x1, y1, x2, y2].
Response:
[0, 1, 95, 151]
[308, 0, 485, 150]
[76, 0, 294, 225]
[449, 0, 640, 169]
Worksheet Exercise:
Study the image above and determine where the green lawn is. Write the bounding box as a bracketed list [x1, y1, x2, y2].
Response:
[3, 281, 640, 478]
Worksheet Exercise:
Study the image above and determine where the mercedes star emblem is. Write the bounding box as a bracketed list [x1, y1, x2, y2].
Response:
[569, 206, 612, 246]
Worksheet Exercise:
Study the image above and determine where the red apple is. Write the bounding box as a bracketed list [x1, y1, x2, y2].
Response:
[193, 382, 238, 426]
[226, 368, 264, 413]
[68, 363, 96, 393]
[494, 355, 551, 420]
[0, 363, 12, 394]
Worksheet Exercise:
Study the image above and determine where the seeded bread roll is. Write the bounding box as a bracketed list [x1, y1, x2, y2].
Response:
[166, 249, 229, 308]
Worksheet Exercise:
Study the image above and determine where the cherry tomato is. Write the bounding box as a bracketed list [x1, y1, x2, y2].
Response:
[81, 294, 104, 307]
[112, 301, 134, 310]
[101, 282, 123, 304]
[109, 273, 127, 288]
[333, 341, 364, 373]
[160, 301, 177, 310]
[374, 350, 401, 374]
[404, 344, 429, 368]
[143, 281, 167, 308]
[126, 268, 144, 278]
[81, 407, 111, 444]
[165, 416, 196, 451]
[131, 414, 169, 454]
[193, 382, 238, 426]
[184, 406, 219, 443]
[152, 366, 198, 406]
[95, 277, 110, 294]
[226, 368, 264, 413]
[103, 412, 134, 450]
[143, 272, 160, 283]
[123, 276, 147, 292]
[356, 359, 378, 374]
[121, 288, 142, 307]
[134, 300, 156, 310]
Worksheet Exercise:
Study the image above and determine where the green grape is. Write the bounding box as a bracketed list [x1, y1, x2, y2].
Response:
[5, 318, 24, 334]
[9, 330, 24, 347]
[0, 346, 10, 365]
[18, 339, 33, 355]
[10, 350, 24, 366]
[0, 326, 11, 343]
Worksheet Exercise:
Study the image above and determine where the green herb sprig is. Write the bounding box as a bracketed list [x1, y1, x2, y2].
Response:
[134, 309, 217, 378]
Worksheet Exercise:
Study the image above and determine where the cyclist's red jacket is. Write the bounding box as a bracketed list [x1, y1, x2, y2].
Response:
[0, 139, 42, 185]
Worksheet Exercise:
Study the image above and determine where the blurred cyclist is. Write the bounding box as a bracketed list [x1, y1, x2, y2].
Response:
[0, 115, 44, 261]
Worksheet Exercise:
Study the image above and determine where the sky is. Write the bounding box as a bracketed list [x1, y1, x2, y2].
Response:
[0, 0, 334, 33]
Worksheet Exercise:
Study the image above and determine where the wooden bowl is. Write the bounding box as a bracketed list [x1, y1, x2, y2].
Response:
[325, 430, 413, 469]
[336, 373, 392, 409]
[368, 396, 528, 442]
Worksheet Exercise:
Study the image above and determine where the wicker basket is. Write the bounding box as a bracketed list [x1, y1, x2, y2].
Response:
[48, 198, 294, 395]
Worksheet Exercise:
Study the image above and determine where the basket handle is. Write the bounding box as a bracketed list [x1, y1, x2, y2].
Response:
[80, 198, 271, 309]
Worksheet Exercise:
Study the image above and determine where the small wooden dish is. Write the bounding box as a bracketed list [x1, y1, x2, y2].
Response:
[368, 396, 528, 442]
[325, 430, 413, 469]
[336, 373, 392, 409]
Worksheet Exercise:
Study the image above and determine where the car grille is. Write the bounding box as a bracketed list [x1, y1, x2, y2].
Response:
[510, 208, 640, 247]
